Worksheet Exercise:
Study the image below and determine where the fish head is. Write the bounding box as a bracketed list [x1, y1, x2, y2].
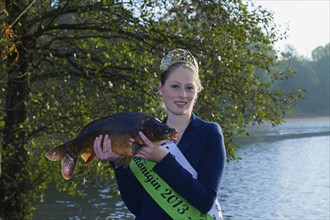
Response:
[140, 117, 179, 142]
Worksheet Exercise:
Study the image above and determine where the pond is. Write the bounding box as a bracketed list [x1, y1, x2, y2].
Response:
[33, 117, 330, 220]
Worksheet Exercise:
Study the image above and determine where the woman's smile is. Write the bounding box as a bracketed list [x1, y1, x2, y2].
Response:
[174, 101, 188, 108]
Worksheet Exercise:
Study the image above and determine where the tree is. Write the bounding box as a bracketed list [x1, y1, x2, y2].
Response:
[310, 44, 330, 114]
[0, 0, 303, 219]
[276, 43, 329, 115]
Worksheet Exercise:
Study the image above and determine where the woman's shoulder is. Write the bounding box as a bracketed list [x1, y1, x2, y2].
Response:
[192, 115, 225, 151]
[193, 114, 222, 134]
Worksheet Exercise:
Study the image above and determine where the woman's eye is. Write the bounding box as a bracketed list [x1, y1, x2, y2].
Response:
[171, 85, 179, 89]
[186, 86, 195, 91]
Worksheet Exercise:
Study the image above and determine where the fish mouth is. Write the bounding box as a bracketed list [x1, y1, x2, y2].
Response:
[170, 130, 179, 140]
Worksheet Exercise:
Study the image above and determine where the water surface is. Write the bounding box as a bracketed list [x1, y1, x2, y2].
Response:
[34, 117, 330, 219]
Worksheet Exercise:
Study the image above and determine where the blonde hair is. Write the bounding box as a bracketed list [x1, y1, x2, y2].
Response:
[160, 62, 203, 93]
[160, 49, 203, 93]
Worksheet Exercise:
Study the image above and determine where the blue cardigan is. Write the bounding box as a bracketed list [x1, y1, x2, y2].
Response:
[112, 114, 226, 219]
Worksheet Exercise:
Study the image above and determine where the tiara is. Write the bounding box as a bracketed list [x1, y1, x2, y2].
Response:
[160, 49, 199, 72]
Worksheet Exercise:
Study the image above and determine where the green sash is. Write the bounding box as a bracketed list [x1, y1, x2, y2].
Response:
[130, 157, 214, 220]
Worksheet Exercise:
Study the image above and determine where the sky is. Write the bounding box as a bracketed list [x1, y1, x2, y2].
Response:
[254, 0, 330, 58]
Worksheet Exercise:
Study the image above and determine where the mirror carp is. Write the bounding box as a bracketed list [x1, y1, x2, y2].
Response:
[45, 112, 178, 180]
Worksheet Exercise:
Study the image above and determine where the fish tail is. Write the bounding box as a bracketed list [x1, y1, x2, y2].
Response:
[61, 154, 77, 180]
[46, 143, 78, 180]
[45, 143, 68, 161]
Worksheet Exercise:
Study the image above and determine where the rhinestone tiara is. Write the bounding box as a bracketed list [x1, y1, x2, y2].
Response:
[160, 49, 199, 72]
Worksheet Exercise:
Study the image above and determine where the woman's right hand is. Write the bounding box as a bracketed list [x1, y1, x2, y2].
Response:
[93, 134, 121, 161]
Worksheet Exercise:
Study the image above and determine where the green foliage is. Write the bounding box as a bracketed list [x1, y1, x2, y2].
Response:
[277, 43, 329, 115]
[0, 0, 304, 219]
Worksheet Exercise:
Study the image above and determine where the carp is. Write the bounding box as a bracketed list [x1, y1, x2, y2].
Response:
[45, 112, 178, 180]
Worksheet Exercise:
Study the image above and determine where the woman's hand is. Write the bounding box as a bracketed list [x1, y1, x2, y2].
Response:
[134, 131, 169, 163]
[93, 134, 121, 161]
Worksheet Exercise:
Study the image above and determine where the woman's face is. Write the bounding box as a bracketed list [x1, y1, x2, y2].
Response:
[158, 67, 198, 116]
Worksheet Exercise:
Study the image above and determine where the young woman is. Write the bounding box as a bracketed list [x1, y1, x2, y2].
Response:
[93, 49, 226, 220]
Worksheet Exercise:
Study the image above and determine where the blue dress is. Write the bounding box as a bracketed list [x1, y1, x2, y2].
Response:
[112, 114, 226, 219]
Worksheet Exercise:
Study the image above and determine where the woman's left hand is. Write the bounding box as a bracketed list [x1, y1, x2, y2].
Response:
[133, 131, 169, 163]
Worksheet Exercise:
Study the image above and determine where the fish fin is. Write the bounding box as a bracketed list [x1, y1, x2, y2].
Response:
[122, 156, 133, 169]
[112, 156, 125, 168]
[61, 154, 77, 180]
[78, 115, 114, 134]
[131, 142, 144, 155]
[45, 144, 68, 161]
[79, 147, 95, 165]
[83, 152, 96, 166]
[80, 152, 90, 162]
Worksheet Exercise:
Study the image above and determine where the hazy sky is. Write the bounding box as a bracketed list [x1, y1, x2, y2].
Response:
[254, 0, 330, 58]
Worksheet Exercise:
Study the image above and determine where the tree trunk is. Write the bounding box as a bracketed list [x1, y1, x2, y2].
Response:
[0, 2, 32, 219]
[0, 60, 32, 220]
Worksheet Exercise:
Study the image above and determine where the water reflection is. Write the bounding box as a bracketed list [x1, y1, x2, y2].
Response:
[34, 184, 134, 220]
[34, 117, 330, 220]
[221, 135, 329, 219]
[220, 117, 330, 219]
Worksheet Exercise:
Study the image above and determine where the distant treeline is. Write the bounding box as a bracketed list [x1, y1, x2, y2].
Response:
[276, 43, 329, 116]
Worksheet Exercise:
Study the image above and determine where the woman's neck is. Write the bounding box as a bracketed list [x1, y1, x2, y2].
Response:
[165, 112, 192, 132]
